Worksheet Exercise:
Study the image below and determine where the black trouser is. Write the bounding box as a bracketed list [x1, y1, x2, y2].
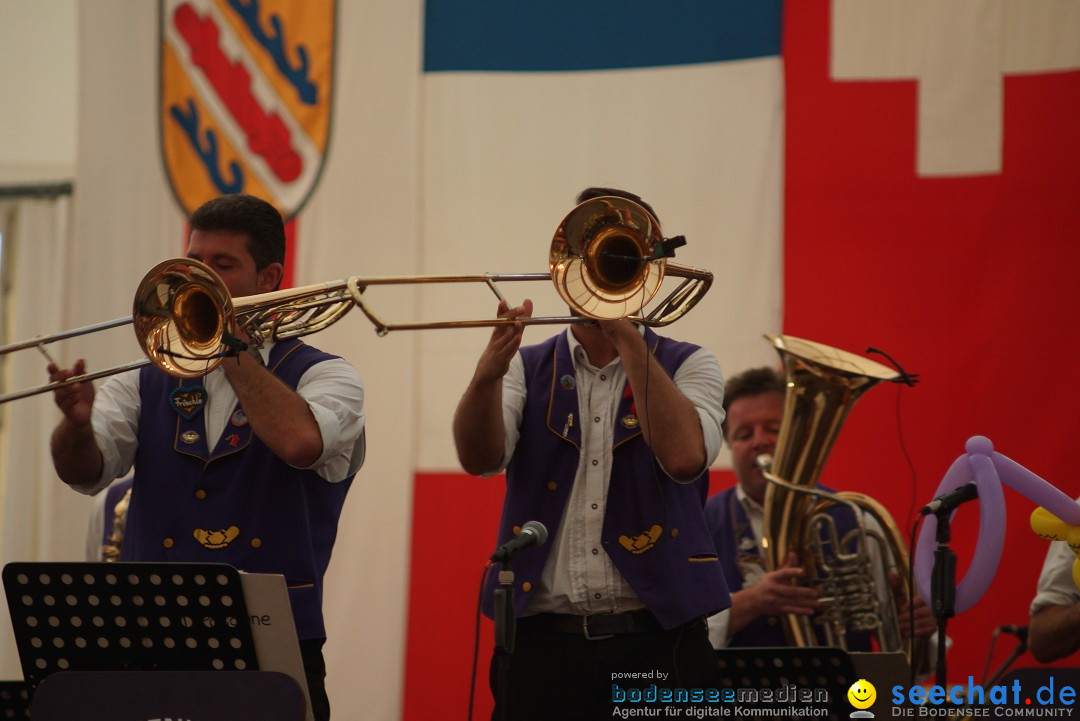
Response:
[299, 637, 330, 721]
[490, 613, 721, 721]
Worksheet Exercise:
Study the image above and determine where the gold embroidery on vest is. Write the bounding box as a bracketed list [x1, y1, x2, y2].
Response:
[193, 526, 240, 549]
[618, 524, 663, 554]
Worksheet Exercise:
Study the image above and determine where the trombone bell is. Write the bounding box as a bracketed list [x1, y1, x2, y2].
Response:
[133, 259, 233, 378]
[550, 196, 665, 319]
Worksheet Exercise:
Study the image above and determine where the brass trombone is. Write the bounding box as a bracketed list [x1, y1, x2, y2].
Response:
[0, 196, 712, 404]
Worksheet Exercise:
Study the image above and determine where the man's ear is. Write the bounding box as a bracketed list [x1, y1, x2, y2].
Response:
[258, 262, 284, 292]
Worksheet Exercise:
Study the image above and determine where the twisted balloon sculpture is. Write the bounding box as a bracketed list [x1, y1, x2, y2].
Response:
[914, 435, 1080, 612]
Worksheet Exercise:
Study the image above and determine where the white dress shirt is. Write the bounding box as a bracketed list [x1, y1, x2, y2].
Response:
[1031, 539, 1080, 616]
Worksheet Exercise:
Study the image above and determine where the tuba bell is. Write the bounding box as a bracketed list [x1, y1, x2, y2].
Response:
[758, 334, 921, 663]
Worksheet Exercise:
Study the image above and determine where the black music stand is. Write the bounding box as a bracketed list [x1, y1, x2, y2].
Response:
[3, 561, 259, 689]
[715, 647, 856, 721]
[30, 670, 306, 721]
[0, 561, 303, 718]
[0, 680, 30, 720]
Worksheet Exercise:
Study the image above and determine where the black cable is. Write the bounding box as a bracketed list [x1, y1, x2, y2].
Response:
[156, 332, 250, 362]
[980, 629, 999, 687]
[468, 563, 495, 721]
[889, 383, 920, 529]
[908, 515, 922, 688]
[866, 346, 919, 387]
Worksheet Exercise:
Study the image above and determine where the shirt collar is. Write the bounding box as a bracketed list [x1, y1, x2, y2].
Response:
[735, 484, 765, 516]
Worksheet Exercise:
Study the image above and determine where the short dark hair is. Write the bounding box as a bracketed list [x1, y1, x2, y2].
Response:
[576, 187, 659, 223]
[722, 366, 786, 437]
[189, 194, 286, 272]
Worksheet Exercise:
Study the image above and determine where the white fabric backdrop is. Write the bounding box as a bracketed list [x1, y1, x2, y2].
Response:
[0, 194, 86, 677]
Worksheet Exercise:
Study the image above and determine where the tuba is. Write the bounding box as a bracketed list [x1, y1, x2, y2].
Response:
[758, 334, 920, 662]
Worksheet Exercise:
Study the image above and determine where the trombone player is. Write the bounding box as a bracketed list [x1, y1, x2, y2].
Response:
[453, 188, 731, 721]
[47, 194, 366, 721]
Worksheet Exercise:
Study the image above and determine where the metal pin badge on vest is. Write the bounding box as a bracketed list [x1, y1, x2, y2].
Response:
[620, 414, 639, 429]
[170, 385, 207, 420]
[230, 409, 248, 427]
[180, 430, 200, 445]
[559, 374, 576, 391]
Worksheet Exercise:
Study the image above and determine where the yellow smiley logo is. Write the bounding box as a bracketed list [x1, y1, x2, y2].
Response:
[847, 679, 876, 710]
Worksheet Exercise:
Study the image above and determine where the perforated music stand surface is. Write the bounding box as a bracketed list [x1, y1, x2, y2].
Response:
[0, 681, 30, 720]
[2, 562, 259, 691]
[716, 647, 856, 721]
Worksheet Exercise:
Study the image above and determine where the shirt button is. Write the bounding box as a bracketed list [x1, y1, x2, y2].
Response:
[592, 548, 599, 555]
[594, 416, 600, 423]
[600, 374, 606, 381]
[594, 593, 602, 600]
[591, 503, 598, 510]
[591, 459, 598, 466]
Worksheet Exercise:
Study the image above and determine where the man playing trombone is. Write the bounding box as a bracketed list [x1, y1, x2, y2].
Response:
[47, 193, 366, 721]
[453, 187, 731, 720]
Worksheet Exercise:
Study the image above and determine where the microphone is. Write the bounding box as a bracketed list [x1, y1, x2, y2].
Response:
[920, 482, 979, 516]
[490, 521, 548, 563]
[998, 624, 1028, 641]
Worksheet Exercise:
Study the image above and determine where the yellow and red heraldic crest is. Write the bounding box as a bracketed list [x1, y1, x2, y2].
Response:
[160, 0, 335, 219]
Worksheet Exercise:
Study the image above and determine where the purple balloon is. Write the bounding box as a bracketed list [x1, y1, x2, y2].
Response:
[914, 435, 1080, 613]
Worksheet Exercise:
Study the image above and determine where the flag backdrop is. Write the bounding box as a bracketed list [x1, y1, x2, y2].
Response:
[405, 1, 1080, 719]
[4, 1, 1074, 720]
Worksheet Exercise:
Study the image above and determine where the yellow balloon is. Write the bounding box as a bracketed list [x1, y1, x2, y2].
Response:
[1031, 506, 1080, 592]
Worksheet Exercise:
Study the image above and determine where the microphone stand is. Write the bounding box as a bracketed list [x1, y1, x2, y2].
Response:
[492, 559, 516, 721]
[982, 632, 1028, 688]
[930, 509, 956, 688]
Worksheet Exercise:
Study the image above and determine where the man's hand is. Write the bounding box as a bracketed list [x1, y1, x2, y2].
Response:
[748, 552, 822, 617]
[474, 299, 533, 384]
[597, 317, 639, 346]
[48, 358, 105, 489]
[48, 359, 95, 428]
[726, 552, 820, 638]
[452, 299, 533, 476]
[890, 571, 936, 638]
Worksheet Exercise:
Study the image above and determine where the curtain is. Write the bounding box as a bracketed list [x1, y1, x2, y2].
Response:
[0, 194, 94, 679]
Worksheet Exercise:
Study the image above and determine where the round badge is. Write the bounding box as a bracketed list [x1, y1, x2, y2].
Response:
[181, 430, 201, 445]
[559, 374, 576, 391]
[231, 409, 249, 427]
[620, 414, 639, 429]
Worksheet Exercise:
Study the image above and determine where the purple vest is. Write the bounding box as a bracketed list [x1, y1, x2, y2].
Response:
[120, 339, 353, 640]
[704, 486, 871, 649]
[484, 328, 732, 629]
